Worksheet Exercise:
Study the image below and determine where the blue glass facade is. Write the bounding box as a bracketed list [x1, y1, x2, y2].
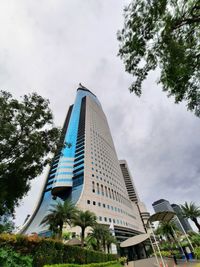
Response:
[22, 88, 100, 235]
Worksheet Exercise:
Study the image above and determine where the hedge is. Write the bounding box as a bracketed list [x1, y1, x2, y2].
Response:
[0, 234, 117, 267]
[0, 247, 33, 267]
[44, 260, 118, 267]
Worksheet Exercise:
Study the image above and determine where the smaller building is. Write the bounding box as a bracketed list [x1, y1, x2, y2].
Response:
[171, 204, 192, 232]
[152, 199, 192, 233]
[119, 160, 150, 229]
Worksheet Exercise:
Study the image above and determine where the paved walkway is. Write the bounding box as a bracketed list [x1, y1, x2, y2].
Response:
[127, 258, 200, 267]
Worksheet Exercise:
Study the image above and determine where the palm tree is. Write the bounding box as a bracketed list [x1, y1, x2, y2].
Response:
[41, 200, 78, 239]
[155, 221, 178, 242]
[72, 210, 97, 247]
[88, 223, 103, 250]
[89, 223, 113, 252]
[180, 202, 200, 232]
[105, 233, 117, 254]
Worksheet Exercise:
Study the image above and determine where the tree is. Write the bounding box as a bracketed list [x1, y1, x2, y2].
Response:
[72, 210, 97, 247]
[0, 214, 15, 233]
[0, 91, 60, 216]
[180, 202, 200, 232]
[40, 212, 59, 238]
[88, 224, 114, 252]
[155, 221, 178, 242]
[118, 0, 200, 116]
[104, 232, 117, 254]
[41, 200, 78, 239]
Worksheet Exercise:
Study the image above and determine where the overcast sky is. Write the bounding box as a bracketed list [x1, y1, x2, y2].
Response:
[1, 0, 200, 230]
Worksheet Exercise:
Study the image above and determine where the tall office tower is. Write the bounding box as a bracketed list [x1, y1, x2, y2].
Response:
[152, 199, 192, 233]
[21, 86, 145, 241]
[119, 160, 150, 228]
[171, 204, 192, 232]
[152, 199, 174, 213]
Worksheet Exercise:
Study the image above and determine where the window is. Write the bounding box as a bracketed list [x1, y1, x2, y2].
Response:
[112, 189, 115, 199]
[101, 184, 104, 195]
[87, 200, 90, 204]
[93, 201, 96, 205]
[105, 186, 108, 197]
[104, 217, 107, 222]
[108, 188, 111, 198]
[97, 183, 100, 194]
[92, 181, 95, 193]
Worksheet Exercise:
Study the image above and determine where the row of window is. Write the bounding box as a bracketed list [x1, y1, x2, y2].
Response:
[91, 166, 125, 195]
[87, 199, 136, 220]
[98, 216, 134, 228]
[89, 125, 131, 207]
[91, 180, 132, 209]
[91, 167, 124, 193]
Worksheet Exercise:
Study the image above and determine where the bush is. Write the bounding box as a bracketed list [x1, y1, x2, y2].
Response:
[194, 247, 200, 259]
[0, 234, 117, 267]
[43, 260, 118, 267]
[118, 257, 126, 265]
[0, 247, 33, 267]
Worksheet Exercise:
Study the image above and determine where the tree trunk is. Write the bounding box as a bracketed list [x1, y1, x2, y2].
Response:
[81, 228, 85, 247]
[107, 244, 110, 254]
[58, 222, 63, 240]
[102, 238, 106, 252]
[97, 239, 100, 250]
[192, 217, 200, 232]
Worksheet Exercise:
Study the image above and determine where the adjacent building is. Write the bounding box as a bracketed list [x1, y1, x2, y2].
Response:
[21, 86, 146, 242]
[119, 160, 150, 229]
[152, 199, 192, 233]
[171, 203, 192, 232]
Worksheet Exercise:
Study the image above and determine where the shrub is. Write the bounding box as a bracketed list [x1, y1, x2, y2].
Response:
[43, 260, 118, 267]
[194, 247, 200, 259]
[0, 234, 117, 267]
[0, 247, 33, 267]
[118, 257, 126, 265]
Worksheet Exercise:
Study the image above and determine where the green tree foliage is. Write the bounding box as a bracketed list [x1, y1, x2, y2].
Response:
[88, 224, 116, 253]
[0, 214, 14, 234]
[155, 221, 178, 241]
[180, 201, 200, 232]
[0, 247, 33, 267]
[118, 0, 200, 116]
[41, 200, 78, 239]
[72, 210, 97, 247]
[0, 91, 60, 216]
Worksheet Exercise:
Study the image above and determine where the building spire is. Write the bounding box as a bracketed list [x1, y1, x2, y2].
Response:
[79, 83, 88, 90]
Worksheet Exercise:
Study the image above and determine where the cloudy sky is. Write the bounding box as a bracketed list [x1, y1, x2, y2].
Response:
[1, 0, 200, 230]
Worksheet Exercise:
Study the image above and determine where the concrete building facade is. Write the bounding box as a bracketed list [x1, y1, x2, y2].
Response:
[21, 86, 146, 241]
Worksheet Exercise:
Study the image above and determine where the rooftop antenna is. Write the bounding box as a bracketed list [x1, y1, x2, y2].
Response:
[79, 83, 88, 90]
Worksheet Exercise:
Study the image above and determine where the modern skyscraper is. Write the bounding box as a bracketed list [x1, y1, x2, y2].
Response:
[21, 86, 145, 241]
[152, 199, 192, 233]
[152, 199, 174, 213]
[171, 204, 192, 232]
